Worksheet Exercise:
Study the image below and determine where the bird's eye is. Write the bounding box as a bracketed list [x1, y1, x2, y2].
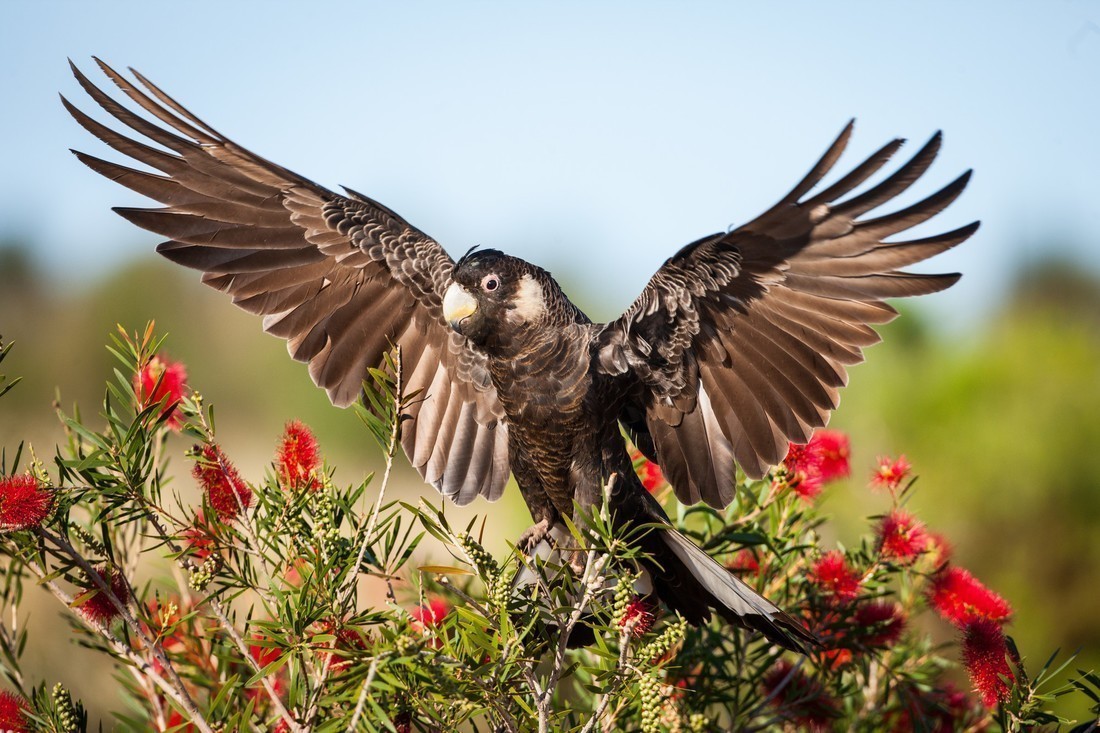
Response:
[481, 275, 500, 292]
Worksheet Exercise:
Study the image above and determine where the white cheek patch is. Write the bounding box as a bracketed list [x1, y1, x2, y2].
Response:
[509, 274, 546, 323]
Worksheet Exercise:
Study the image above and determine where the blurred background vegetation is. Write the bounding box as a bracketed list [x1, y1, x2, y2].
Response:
[2, 235, 1099, 725]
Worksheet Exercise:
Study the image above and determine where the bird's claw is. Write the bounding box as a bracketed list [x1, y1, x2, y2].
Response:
[516, 518, 552, 554]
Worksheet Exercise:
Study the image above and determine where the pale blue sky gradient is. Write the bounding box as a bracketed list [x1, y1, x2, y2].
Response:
[2, 2, 1098, 326]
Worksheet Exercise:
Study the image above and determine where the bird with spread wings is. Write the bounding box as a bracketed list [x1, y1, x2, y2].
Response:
[65, 59, 976, 652]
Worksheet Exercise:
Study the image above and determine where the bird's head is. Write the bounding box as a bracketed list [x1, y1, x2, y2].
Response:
[442, 249, 550, 350]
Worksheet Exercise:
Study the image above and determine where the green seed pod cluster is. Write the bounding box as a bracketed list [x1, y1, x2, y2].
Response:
[639, 617, 687, 663]
[688, 712, 708, 732]
[611, 573, 636, 629]
[487, 568, 511, 611]
[312, 489, 341, 555]
[188, 555, 219, 591]
[394, 633, 416, 657]
[459, 532, 511, 611]
[638, 670, 665, 733]
[458, 532, 498, 577]
[51, 682, 80, 733]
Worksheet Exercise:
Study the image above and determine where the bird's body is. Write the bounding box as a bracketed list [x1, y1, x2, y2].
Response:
[66, 58, 977, 652]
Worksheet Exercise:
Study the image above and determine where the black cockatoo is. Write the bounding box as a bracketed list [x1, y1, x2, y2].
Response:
[65, 59, 976, 652]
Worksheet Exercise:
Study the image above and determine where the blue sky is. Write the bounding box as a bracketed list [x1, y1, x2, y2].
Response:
[2, 2, 1098, 327]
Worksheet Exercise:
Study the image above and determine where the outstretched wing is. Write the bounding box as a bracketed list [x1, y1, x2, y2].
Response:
[65, 59, 510, 505]
[598, 121, 976, 507]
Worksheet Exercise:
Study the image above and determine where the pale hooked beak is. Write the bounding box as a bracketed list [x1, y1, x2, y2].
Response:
[442, 282, 478, 332]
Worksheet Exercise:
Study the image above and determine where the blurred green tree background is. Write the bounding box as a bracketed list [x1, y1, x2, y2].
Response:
[1, 238, 1098, 724]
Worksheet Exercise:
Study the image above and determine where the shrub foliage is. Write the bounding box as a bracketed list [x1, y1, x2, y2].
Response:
[0, 326, 1097, 732]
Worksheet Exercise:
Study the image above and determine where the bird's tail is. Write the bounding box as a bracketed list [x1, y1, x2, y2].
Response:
[659, 526, 816, 652]
[513, 520, 815, 652]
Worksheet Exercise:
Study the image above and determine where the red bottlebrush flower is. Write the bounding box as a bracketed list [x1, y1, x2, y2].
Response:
[760, 661, 839, 731]
[876, 510, 930, 564]
[962, 618, 1014, 707]
[892, 681, 979, 733]
[77, 565, 130, 625]
[249, 633, 281, 669]
[726, 548, 761, 576]
[0, 690, 30, 732]
[926, 531, 954, 566]
[283, 557, 308, 588]
[620, 595, 657, 636]
[411, 597, 451, 628]
[928, 566, 1013, 627]
[870, 454, 912, 492]
[853, 600, 906, 648]
[272, 721, 292, 733]
[0, 474, 53, 532]
[630, 449, 667, 493]
[313, 620, 367, 672]
[181, 511, 215, 560]
[192, 444, 252, 521]
[808, 551, 862, 603]
[135, 355, 188, 430]
[781, 441, 825, 501]
[276, 420, 322, 491]
[162, 710, 196, 732]
[820, 647, 853, 669]
[808, 430, 850, 482]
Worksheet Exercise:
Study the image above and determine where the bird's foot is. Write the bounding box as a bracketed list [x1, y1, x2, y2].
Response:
[516, 518, 552, 555]
[567, 549, 586, 575]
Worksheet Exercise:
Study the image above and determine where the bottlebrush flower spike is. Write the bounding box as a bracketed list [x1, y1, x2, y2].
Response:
[781, 442, 824, 501]
[276, 420, 321, 491]
[411, 597, 451, 628]
[77, 564, 130, 625]
[853, 600, 907, 648]
[926, 531, 954, 565]
[192, 444, 252, 521]
[876, 510, 930, 564]
[870, 454, 912, 492]
[808, 551, 862, 603]
[891, 681, 977, 732]
[726, 548, 761, 576]
[313, 620, 368, 672]
[808, 430, 850, 482]
[393, 712, 412, 733]
[163, 710, 197, 732]
[761, 660, 839, 731]
[134, 355, 188, 430]
[0, 690, 30, 733]
[961, 618, 1014, 707]
[181, 511, 215, 560]
[249, 633, 281, 668]
[630, 449, 667, 493]
[0, 474, 52, 532]
[929, 566, 1013, 627]
[620, 595, 657, 636]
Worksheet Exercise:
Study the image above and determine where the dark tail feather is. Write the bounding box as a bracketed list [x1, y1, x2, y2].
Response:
[661, 526, 816, 653]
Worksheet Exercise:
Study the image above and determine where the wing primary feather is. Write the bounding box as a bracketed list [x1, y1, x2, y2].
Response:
[781, 119, 854, 203]
[804, 137, 905, 206]
[94, 58, 219, 144]
[854, 170, 973, 240]
[832, 131, 942, 219]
